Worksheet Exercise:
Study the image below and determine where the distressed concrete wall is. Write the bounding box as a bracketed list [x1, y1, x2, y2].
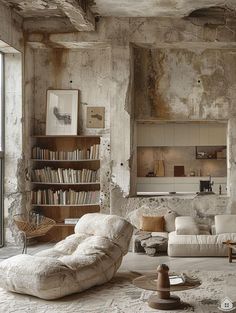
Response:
[0, 2, 23, 52]
[26, 16, 236, 219]
[134, 48, 236, 120]
[33, 48, 111, 212]
[4, 53, 23, 242]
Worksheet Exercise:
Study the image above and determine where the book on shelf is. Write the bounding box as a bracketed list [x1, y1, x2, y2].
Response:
[64, 218, 80, 225]
[31, 167, 99, 184]
[32, 144, 100, 161]
[31, 189, 100, 205]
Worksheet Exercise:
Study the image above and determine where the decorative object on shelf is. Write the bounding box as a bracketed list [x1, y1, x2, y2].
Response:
[87, 107, 105, 128]
[46, 89, 79, 135]
[196, 146, 226, 160]
[154, 160, 165, 177]
[174, 166, 185, 177]
[13, 213, 55, 253]
[146, 171, 155, 177]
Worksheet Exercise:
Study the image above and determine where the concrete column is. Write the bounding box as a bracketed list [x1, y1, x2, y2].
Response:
[110, 45, 132, 214]
[227, 118, 236, 213]
[4, 53, 23, 242]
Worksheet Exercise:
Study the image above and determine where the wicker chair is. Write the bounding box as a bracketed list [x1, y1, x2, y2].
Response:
[13, 213, 56, 253]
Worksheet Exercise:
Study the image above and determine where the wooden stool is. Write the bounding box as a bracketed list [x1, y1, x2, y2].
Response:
[223, 241, 236, 263]
[148, 264, 181, 310]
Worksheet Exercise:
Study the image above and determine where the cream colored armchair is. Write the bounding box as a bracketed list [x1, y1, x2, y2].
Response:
[0, 213, 133, 299]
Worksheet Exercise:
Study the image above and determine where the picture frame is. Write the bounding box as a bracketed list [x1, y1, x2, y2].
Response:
[46, 89, 79, 135]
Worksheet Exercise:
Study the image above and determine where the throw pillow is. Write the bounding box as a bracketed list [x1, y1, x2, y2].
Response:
[140, 215, 165, 232]
[175, 216, 199, 235]
[126, 205, 172, 229]
[164, 210, 178, 232]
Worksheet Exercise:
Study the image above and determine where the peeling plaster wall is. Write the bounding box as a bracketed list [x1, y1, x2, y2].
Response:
[0, 3, 24, 243]
[134, 48, 236, 120]
[4, 53, 23, 242]
[27, 16, 236, 220]
[0, 1, 23, 52]
[33, 48, 111, 212]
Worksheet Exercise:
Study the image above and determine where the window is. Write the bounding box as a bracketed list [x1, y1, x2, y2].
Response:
[0, 52, 4, 247]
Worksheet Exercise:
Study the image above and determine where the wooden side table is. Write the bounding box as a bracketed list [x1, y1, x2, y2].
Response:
[223, 241, 236, 263]
[133, 264, 201, 310]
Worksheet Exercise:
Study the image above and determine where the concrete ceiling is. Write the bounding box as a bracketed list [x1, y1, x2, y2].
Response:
[1, 0, 236, 33]
[1, 0, 236, 18]
[90, 0, 236, 17]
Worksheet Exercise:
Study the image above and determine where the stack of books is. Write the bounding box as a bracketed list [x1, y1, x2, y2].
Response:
[32, 167, 99, 183]
[64, 218, 80, 225]
[32, 144, 100, 160]
[31, 190, 100, 205]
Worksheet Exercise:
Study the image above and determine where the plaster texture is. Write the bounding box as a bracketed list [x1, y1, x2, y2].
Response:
[0, 1, 23, 53]
[4, 53, 23, 239]
[32, 48, 111, 212]
[24, 16, 236, 219]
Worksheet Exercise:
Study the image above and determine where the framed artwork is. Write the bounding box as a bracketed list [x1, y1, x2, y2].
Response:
[46, 89, 79, 135]
[86, 107, 105, 128]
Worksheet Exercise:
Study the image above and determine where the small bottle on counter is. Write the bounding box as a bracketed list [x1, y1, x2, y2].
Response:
[219, 185, 222, 195]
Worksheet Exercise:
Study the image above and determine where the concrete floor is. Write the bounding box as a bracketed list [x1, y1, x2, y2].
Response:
[0, 242, 234, 272]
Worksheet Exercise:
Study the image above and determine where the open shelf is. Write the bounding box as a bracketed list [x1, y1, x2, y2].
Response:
[31, 182, 100, 186]
[32, 135, 100, 138]
[30, 135, 101, 242]
[32, 204, 100, 207]
[31, 159, 100, 162]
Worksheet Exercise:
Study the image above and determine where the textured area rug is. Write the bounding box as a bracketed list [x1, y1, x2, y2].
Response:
[0, 270, 236, 313]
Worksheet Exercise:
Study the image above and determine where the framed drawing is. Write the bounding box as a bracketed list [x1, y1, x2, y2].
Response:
[86, 107, 105, 128]
[46, 89, 79, 135]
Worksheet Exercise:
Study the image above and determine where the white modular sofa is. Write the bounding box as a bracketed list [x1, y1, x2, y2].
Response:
[168, 215, 236, 257]
[0, 213, 133, 299]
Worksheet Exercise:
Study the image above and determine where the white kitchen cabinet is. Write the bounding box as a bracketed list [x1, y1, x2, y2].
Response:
[137, 122, 227, 147]
[136, 177, 227, 194]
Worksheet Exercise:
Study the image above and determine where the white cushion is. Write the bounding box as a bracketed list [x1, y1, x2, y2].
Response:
[164, 211, 178, 232]
[74, 213, 133, 254]
[215, 215, 236, 234]
[168, 231, 236, 257]
[175, 216, 199, 235]
[0, 213, 133, 300]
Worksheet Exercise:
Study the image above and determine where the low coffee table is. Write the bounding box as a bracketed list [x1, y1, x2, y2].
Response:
[133, 264, 201, 310]
[223, 241, 236, 263]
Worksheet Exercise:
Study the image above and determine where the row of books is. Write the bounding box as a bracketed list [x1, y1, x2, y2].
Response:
[32, 144, 100, 160]
[31, 190, 100, 205]
[64, 218, 80, 225]
[31, 167, 99, 184]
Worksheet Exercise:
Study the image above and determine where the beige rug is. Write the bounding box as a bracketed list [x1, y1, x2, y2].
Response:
[0, 270, 235, 313]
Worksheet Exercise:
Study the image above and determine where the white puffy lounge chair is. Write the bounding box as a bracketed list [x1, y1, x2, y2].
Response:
[0, 213, 133, 299]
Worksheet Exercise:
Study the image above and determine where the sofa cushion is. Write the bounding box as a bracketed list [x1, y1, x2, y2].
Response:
[164, 210, 178, 232]
[175, 216, 199, 235]
[215, 215, 236, 234]
[74, 213, 133, 254]
[140, 215, 165, 232]
[168, 231, 236, 257]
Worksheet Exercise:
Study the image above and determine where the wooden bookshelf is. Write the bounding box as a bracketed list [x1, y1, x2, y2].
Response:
[30, 135, 101, 242]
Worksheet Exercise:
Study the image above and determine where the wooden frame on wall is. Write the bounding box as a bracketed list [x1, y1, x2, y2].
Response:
[46, 89, 79, 135]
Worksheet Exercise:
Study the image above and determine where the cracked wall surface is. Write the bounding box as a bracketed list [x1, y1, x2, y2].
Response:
[4, 53, 23, 243]
[32, 48, 111, 213]
[25, 16, 236, 221]
[134, 48, 236, 120]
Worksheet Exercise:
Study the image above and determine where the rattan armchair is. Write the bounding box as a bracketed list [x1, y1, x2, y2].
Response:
[13, 213, 56, 253]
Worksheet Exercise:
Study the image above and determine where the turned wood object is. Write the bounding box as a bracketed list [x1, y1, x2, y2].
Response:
[148, 264, 181, 310]
[156, 264, 170, 299]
